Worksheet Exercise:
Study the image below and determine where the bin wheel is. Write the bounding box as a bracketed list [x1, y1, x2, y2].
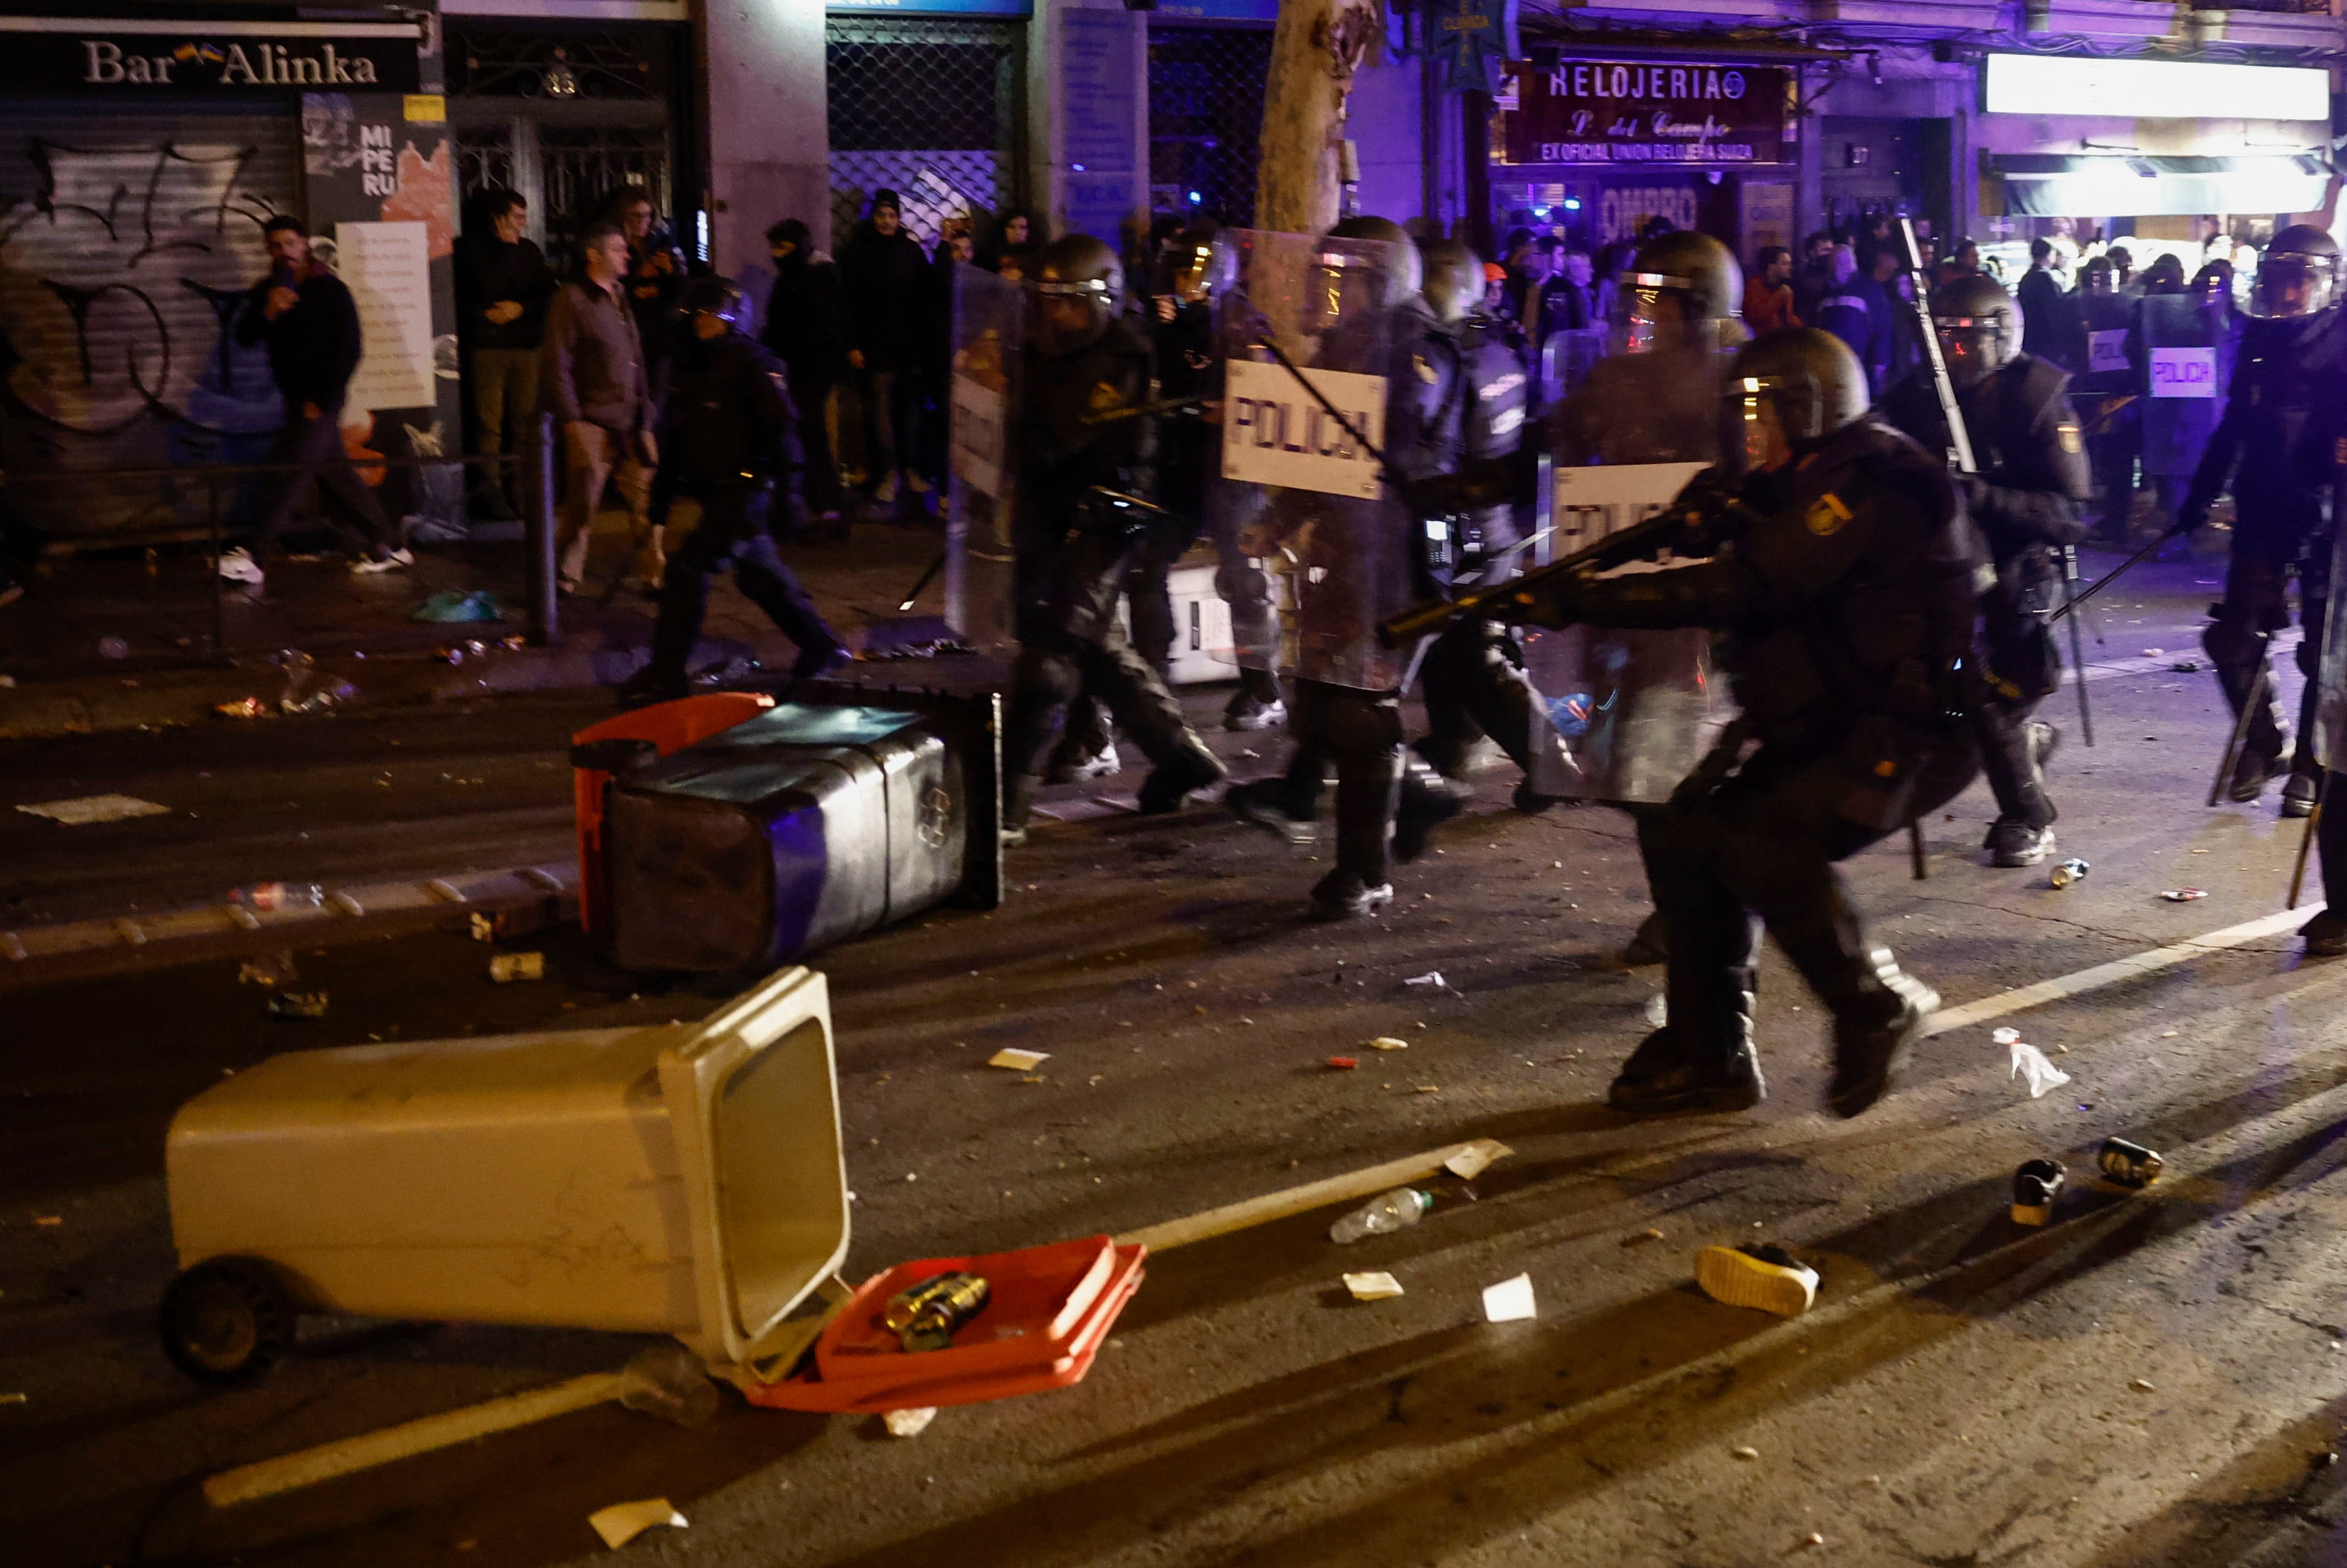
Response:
[158, 1257, 296, 1384]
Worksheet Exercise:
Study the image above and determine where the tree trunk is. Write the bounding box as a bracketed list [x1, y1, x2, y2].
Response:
[1255, 0, 1384, 237]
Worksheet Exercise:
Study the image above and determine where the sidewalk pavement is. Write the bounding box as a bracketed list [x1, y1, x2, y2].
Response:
[0, 505, 967, 740]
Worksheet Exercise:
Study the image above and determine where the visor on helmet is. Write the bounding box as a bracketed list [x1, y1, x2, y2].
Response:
[1933, 311, 2009, 388]
[2247, 249, 2342, 320]
[1029, 275, 1114, 356]
[1720, 375, 1797, 475]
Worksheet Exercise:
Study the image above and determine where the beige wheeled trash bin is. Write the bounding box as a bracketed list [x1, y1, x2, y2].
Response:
[159, 966, 847, 1384]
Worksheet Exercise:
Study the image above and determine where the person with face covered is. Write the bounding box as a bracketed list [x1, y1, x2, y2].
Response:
[1881, 273, 2090, 869]
[998, 235, 1226, 837]
[2180, 225, 2347, 831]
[1488, 327, 1980, 1117]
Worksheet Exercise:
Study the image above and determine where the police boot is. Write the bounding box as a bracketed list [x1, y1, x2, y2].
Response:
[1607, 967, 1765, 1115]
[617, 664, 689, 709]
[2304, 910, 2347, 957]
[1392, 757, 1469, 864]
[2206, 618, 2289, 800]
[1136, 739, 1226, 815]
[1224, 668, 1286, 732]
[1047, 734, 1123, 784]
[2282, 769, 2321, 819]
[1310, 867, 1395, 920]
[1227, 776, 1318, 844]
[1769, 883, 1937, 1118]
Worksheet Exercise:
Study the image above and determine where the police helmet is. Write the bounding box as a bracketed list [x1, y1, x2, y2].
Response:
[2246, 224, 2342, 321]
[1930, 273, 2022, 389]
[2078, 255, 2116, 297]
[1720, 328, 1869, 474]
[1154, 224, 1235, 307]
[1420, 239, 1484, 325]
[1031, 234, 1124, 356]
[1618, 231, 1742, 353]
[681, 276, 751, 333]
[1300, 215, 1424, 332]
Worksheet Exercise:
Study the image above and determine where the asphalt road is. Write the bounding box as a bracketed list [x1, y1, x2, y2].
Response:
[10, 547, 2347, 1567]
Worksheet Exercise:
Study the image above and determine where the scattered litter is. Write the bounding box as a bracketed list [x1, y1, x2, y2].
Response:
[1442, 1142, 1506, 1180]
[31, 1216, 60, 1227]
[883, 1407, 937, 1438]
[1624, 1227, 1665, 1246]
[1732, 1445, 1760, 1461]
[1992, 1026, 2020, 1045]
[414, 589, 503, 624]
[98, 635, 129, 660]
[1367, 1036, 1409, 1051]
[1404, 971, 1448, 989]
[2049, 857, 2091, 889]
[2171, 659, 2202, 673]
[214, 696, 271, 719]
[1326, 1056, 1359, 1070]
[489, 952, 545, 983]
[1643, 993, 1668, 1027]
[2141, 648, 2165, 658]
[2131, 1378, 2156, 1392]
[0, 1392, 24, 1405]
[1696, 1244, 1818, 1317]
[1414, 1085, 1440, 1095]
[988, 1048, 1049, 1071]
[266, 991, 330, 1020]
[231, 883, 322, 912]
[587, 1498, 687, 1550]
[862, 638, 973, 661]
[237, 951, 299, 989]
[1482, 1272, 1537, 1323]
[1802, 1532, 1826, 1548]
[2098, 1137, 2165, 1190]
[0, 674, 14, 688]
[2009, 1040, 2072, 1098]
[284, 679, 359, 717]
[1344, 1270, 1405, 1301]
[885, 1273, 990, 1351]
[2160, 889, 2208, 902]
[1331, 1188, 1431, 1244]
[2012, 1159, 2065, 1226]
[15, 794, 171, 826]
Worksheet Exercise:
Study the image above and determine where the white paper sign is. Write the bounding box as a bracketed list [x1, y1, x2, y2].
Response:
[949, 373, 1008, 498]
[335, 220, 433, 412]
[2088, 329, 2131, 375]
[1549, 460, 1709, 570]
[1221, 359, 1387, 499]
[2149, 346, 2218, 399]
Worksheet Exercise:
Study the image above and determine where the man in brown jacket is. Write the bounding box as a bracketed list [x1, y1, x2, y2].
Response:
[541, 220, 659, 593]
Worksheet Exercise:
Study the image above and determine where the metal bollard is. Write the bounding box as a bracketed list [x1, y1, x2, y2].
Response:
[525, 414, 560, 647]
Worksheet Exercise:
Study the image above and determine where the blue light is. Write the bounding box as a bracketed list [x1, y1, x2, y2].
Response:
[1562, 197, 1582, 211]
[1188, 189, 1202, 204]
[1071, 163, 1086, 173]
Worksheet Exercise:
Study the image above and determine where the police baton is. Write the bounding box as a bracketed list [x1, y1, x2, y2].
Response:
[2060, 545, 2095, 746]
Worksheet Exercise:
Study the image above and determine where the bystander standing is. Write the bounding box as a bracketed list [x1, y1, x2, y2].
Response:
[1744, 245, 1798, 334]
[455, 188, 553, 523]
[839, 189, 931, 507]
[759, 218, 848, 520]
[541, 220, 658, 595]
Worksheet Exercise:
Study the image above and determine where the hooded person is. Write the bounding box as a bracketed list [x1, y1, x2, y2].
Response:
[839, 189, 935, 507]
[759, 217, 849, 517]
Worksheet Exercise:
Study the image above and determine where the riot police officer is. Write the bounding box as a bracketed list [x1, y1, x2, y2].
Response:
[619, 277, 847, 707]
[1491, 329, 1980, 1117]
[1880, 272, 2090, 868]
[1001, 234, 1225, 833]
[1400, 238, 1564, 849]
[2182, 223, 2347, 818]
[2071, 256, 2144, 544]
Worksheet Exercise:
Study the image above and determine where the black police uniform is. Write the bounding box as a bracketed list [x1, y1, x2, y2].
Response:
[1505, 415, 1980, 1114]
[2185, 308, 2347, 804]
[1411, 307, 1564, 796]
[2072, 288, 2144, 541]
[1881, 353, 2089, 836]
[1002, 315, 1222, 822]
[637, 329, 845, 695]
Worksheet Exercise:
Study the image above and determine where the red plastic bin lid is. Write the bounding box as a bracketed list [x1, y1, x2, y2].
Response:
[745, 1241, 1145, 1414]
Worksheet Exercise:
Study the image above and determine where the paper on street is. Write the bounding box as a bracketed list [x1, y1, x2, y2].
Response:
[587, 1498, 686, 1550]
[884, 1406, 937, 1437]
[1482, 1273, 1537, 1322]
[1345, 1271, 1405, 1301]
[988, 1048, 1050, 1071]
[15, 794, 172, 826]
[2009, 1040, 2072, 1098]
[1444, 1141, 1509, 1180]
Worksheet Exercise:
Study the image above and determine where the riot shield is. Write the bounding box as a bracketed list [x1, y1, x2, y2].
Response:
[1216, 229, 1412, 692]
[1525, 337, 1741, 802]
[2314, 473, 2347, 775]
[944, 267, 1022, 656]
[1535, 326, 1609, 427]
[2140, 290, 2237, 481]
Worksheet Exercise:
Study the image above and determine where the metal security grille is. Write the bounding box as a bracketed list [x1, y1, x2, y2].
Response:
[826, 16, 1024, 251]
[1148, 24, 1271, 229]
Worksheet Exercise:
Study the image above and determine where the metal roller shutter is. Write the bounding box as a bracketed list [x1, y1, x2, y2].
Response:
[0, 97, 301, 542]
[825, 16, 1026, 253]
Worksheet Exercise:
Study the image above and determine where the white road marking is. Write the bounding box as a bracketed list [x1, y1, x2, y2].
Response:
[1922, 904, 2322, 1037]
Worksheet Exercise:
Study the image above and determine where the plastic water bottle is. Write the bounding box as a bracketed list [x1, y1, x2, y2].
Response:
[1329, 1188, 1432, 1244]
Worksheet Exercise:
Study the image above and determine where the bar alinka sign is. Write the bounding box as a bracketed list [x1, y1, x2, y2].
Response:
[0, 18, 422, 94]
[1504, 59, 1791, 166]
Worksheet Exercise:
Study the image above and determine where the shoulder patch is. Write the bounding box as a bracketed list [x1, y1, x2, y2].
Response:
[1805, 492, 1854, 537]
[2057, 422, 2083, 455]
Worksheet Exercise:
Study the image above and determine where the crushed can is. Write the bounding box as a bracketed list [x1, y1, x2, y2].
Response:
[2097, 1137, 2165, 1190]
[266, 991, 330, 1020]
[2010, 1158, 2065, 1226]
[2049, 857, 2091, 889]
[488, 952, 545, 983]
[883, 1272, 990, 1352]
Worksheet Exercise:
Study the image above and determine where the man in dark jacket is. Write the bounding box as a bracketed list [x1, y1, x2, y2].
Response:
[620, 279, 849, 706]
[608, 188, 687, 380]
[456, 188, 554, 521]
[541, 221, 658, 594]
[2017, 239, 2080, 373]
[759, 218, 848, 517]
[220, 214, 405, 587]
[1882, 273, 2091, 868]
[839, 189, 933, 507]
